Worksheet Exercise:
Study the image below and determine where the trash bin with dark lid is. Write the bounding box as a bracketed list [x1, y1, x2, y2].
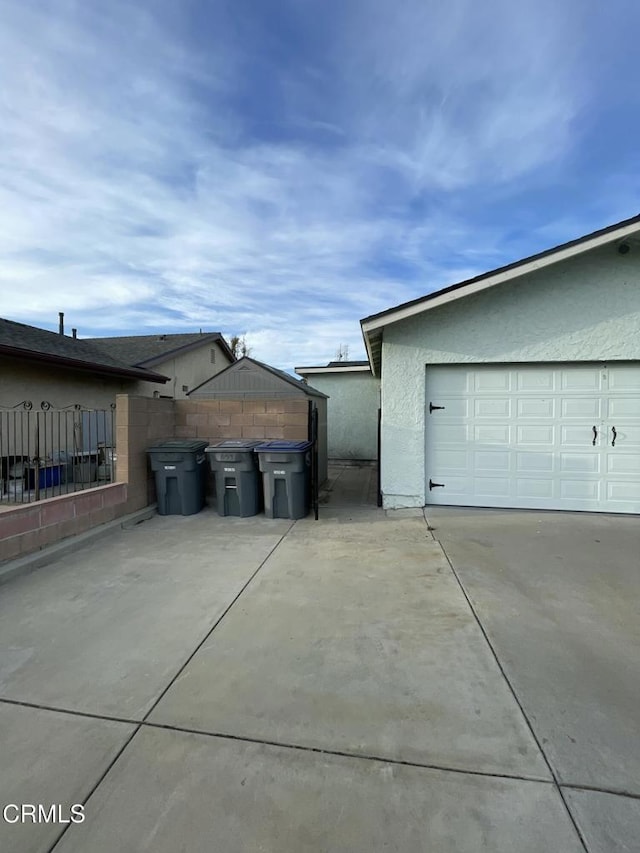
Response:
[147, 440, 208, 515]
[254, 440, 312, 520]
[206, 440, 263, 517]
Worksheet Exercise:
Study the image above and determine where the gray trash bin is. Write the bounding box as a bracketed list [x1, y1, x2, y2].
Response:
[147, 440, 208, 515]
[254, 440, 312, 520]
[206, 440, 263, 517]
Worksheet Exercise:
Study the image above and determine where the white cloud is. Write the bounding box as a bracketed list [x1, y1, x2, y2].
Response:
[0, 0, 627, 369]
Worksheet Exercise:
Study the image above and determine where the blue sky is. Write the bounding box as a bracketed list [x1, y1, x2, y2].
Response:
[2, 0, 640, 369]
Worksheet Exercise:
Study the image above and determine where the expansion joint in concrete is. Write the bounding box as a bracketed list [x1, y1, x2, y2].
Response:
[42, 520, 296, 853]
[429, 523, 590, 853]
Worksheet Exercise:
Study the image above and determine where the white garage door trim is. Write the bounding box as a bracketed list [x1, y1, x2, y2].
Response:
[425, 363, 640, 513]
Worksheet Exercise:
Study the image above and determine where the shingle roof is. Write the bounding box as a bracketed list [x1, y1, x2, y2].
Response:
[254, 358, 328, 397]
[189, 356, 328, 398]
[0, 318, 167, 382]
[86, 332, 234, 367]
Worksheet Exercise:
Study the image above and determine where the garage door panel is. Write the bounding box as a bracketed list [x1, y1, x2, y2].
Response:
[475, 451, 510, 471]
[608, 398, 640, 418]
[559, 480, 600, 501]
[438, 399, 469, 418]
[474, 425, 510, 443]
[609, 424, 640, 447]
[428, 369, 471, 395]
[515, 479, 555, 499]
[438, 450, 469, 470]
[517, 369, 556, 391]
[516, 425, 554, 445]
[561, 398, 602, 418]
[516, 452, 554, 473]
[432, 476, 470, 494]
[426, 363, 640, 513]
[430, 425, 469, 445]
[517, 398, 555, 418]
[606, 481, 640, 502]
[474, 477, 512, 497]
[560, 453, 601, 474]
[607, 453, 640, 474]
[474, 399, 511, 417]
[474, 371, 512, 392]
[561, 368, 603, 391]
[608, 365, 639, 389]
[560, 425, 595, 447]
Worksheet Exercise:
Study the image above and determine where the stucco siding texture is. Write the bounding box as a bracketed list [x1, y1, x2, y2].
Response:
[380, 246, 640, 508]
[131, 341, 231, 399]
[308, 374, 380, 460]
[0, 359, 132, 410]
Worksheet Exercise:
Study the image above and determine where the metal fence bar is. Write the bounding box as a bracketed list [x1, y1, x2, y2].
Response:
[0, 402, 116, 506]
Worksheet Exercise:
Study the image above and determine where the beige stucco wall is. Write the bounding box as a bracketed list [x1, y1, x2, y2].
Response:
[130, 340, 233, 399]
[0, 357, 133, 409]
[301, 372, 380, 460]
[380, 243, 640, 508]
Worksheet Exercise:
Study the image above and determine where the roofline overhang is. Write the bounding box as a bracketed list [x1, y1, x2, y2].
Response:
[1, 345, 169, 383]
[137, 333, 236, 367]
[360, 213, 640, 376]
[294, 365, 372, 375]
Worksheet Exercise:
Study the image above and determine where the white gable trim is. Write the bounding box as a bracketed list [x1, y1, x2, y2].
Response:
[360, 216, 640, 375]
[362, 219, 640, 338]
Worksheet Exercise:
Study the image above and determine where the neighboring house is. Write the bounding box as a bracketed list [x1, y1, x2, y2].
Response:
[0, 317, 168, 490]
[189, 356, 329, 486]
[361, 213, 640, 514]
[294, 361, 380, 462]
[86, 332, 235, 399]
[0, 317, 167, 409]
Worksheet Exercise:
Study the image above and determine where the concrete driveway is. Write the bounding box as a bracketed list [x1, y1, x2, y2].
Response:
[0, 466, 637, 852]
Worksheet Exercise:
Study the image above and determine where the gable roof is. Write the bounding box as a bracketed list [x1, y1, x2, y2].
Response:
[86, 332, 235, 368]
[0, 318, 168, 383]
[361, 212, 640, 375]
[189, 356, 328, 399]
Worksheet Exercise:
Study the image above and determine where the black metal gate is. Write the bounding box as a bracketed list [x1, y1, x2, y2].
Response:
[307, 400, 319, 520]
[377, 406, 382, 507]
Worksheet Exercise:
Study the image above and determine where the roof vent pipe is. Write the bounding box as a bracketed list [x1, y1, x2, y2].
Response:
[58, 312, 64, 335]
[72, 328, 77, 339]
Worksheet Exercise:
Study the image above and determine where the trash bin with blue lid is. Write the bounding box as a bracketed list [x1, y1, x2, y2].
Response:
[254, 440, 312, 519]
[206, 440, 262, 517]
[147, 439, 208, 515]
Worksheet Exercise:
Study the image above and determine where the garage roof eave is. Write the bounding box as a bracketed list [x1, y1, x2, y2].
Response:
[360, 212, 640, 371]
[361, 326, 382, 377]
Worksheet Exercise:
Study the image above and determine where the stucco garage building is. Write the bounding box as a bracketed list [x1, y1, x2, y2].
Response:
[361, 214, 640, 514]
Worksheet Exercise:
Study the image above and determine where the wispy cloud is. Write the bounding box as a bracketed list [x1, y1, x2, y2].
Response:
[0, 0, 636, 368]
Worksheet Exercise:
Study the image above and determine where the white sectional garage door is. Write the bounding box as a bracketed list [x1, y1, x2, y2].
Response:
[425, 364, 640, 513]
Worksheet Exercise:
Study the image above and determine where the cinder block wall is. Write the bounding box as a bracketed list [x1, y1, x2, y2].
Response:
[116, 396, 308, 512]
[0, 395, 176, 567]
[0, 395, 314, 567]
[116, 395, 176, 512]
[0, 483, 128, 565]
[174, 399, 309, 442]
